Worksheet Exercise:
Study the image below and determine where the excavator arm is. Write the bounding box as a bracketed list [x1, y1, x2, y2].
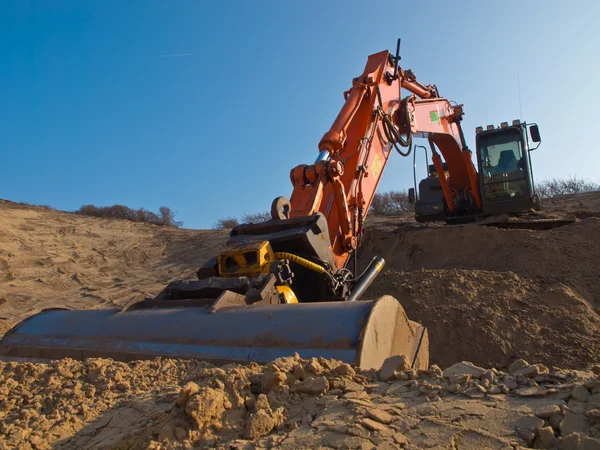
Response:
[285, 47, 481, 270]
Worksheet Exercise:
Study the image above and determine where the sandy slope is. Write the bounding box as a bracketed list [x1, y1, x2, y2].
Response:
[0, 200, 228, 335]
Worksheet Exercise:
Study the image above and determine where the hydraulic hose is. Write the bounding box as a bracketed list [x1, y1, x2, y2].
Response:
[274, 252, 325, 274]
[376, 87, 412, 157]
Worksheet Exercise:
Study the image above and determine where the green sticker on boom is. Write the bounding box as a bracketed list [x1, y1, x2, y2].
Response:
[430, 111, 440, 124]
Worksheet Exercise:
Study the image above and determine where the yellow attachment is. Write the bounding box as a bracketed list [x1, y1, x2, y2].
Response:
[274, 252, 325, 274]
[218, 241, 275, 278]
[276, 285, 298, 304]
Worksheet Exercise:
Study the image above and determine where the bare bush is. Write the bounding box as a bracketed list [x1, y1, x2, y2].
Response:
[74, 204, 183, 227]
[370, 190, 412, 215]
[158, 206, 183, 227]
[536, 176, 600, 199]
[241, 212, 271, 224]
[214, 211, 270, 229]
[214, 217, 240, 229]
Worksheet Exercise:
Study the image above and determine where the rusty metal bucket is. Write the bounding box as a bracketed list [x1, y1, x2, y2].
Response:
[0, 295, 428, 370]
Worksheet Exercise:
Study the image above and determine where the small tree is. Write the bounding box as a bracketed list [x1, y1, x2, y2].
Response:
[158, 206, 184, 227]
[214, 217, 240, 229]
[241, 211, 271, 224]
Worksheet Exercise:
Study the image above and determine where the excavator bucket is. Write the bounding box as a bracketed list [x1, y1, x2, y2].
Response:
[0, 295, 428, 370]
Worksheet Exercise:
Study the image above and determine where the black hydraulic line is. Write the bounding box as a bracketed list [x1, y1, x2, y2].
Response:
[411, 326, 427, 368]
[347, 257, 385, 302]
[392, 38, 401, 80]
[412, 145, 428, 201]
[376, 87, 412, 156]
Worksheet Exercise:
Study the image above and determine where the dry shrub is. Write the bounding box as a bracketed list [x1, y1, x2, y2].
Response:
[370, 190, 412, 216]
[74, 204, 183, 227]
[214, 211, 270, 229]
[241, 212, 271, 224]
[536, 176, 600, 199]
[214, 217, 240, 229]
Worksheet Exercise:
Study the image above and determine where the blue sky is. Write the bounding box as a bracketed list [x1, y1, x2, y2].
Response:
[1, 1, 598, 229]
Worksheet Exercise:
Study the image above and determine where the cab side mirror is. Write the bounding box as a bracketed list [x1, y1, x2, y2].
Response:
[530, 124, 541, 143]
[408, 188, 415, 204]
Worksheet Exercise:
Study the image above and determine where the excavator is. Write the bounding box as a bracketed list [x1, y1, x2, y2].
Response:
[409, 118, 543, 224]
[1, 40, 515, 370]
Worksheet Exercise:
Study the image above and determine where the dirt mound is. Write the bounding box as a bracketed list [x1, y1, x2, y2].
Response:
[365, 269, 600, 369]
[1, 355, 599, 449]
[359, 208, 600, 369]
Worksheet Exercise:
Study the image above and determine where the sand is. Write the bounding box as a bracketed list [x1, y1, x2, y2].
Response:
[1, 192, 600, 448]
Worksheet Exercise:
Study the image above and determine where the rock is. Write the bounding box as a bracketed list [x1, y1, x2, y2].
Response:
[291, 376, 329, 395]
[393, 433, 409, 445]
[538, 426, 556, 448]
[535, 404, 561, 419]
[502, 375, 517, 389]
[572, 385, 591, 402]
[567, 400, 588, 414]
[516, 427, 535, 446]
[306, 358, 323, 375]
[360, 418, 389, 432]
[379, 355, 410, 382]
[333, 364, 356, 379]
[157, 422, 176, 442]
[185, 387, 228, 430]
[177, 381, 200, 406]
[518, 387, 549, 397]
[580, 437, 600, 450]
[560, 432, 582, 450]
[449, 373, 472, 385]
[428, 365, 443, 376]
[416, 404, 437, 416]
[465, 386, 486, 398]
[509, 359, 530, 375]
[481, 370, 498, 385]
[443, 361, 486, 379]
[347, 424, 371, 439]
[487, 385, 503, 395]
[536, 364, 550, 375]
[560, 410, 589, 436]
[550, 412, 564, 429]
[589, 393, 600, 409]
[585, 409, 600, 421]
[261, 371, 286, 393]
[514, 365, 540, 378]
[174, 426, 187, 440]
[585, 379, 600, 390]
[592, 365, 600, 376]
[293, 365, 308, 380]
[366, 408, 392, 424]
[246, 409, 275, 439]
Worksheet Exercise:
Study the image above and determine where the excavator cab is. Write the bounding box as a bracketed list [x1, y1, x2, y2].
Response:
[411, 119, 541, 223]
[475, 120, 541, 215]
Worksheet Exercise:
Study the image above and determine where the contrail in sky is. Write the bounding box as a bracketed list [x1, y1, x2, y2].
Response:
[149, 53, 192, 59]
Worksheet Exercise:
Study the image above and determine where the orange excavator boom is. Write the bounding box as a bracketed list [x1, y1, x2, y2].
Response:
[287, 45, 480, 269]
